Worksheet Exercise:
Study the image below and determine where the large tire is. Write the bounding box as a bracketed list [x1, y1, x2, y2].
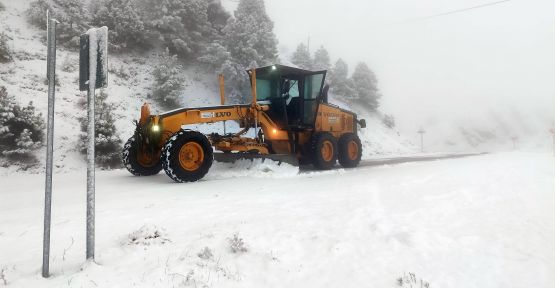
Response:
[338, 133, 362, 168]
[310, 132, 338, 170]
[161, 130, 213, 183]
[122, 136, 162, 176]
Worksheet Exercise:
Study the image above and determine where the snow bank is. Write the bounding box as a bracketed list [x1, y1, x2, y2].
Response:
[207, 159, 299, 180]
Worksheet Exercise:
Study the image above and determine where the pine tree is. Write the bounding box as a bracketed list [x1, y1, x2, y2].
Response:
[143, 0, 217, 59]
[78, 90, 122, 169]
[291, 43, 312, 69]
[151, 50, 186, 109]
[0, 32, 12, 63]
[313, 46, 331, 71]
[223, 0, 278, 67]
[351, 62, 380, 111]
[91, 0, 147, 51]
[329, 59, 355, 100]
[0, 87, 44, 162]
[207, 0, 231, 33]
[220, 0, 278, 103]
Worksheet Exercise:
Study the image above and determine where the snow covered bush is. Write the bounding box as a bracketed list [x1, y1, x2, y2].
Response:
[27, 0, 89, 46]
[78, 90, 122, 169]
[228, 233, 247, 253]
[60, 55, 76, 72]
[0, 2, 5, 12]
[197, 247, 213, 260]
[397, 272, 430, 288]
[151, 50, 186, 109]
[126, 225, 170, 246]
[0, 87, 44, 164]
[0, 33, 12, 63]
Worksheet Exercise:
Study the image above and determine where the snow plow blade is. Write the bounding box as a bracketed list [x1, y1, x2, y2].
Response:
[213, 153, 299, 166]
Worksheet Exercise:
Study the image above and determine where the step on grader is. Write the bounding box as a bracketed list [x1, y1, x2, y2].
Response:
[123, 64, 367, 182]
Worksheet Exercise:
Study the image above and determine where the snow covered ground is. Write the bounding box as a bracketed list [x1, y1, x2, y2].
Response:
[1, 152, 554, 287]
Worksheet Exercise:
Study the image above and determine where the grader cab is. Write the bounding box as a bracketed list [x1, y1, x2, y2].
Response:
[123, 64, 366, 182]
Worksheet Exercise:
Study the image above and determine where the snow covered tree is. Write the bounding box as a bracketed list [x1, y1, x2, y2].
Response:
[151, 50, 186, 109]
[207, 0, 231, 33]
[382, 114, 395, 128]
[0, 87, 44, 163]
[0, 2, 5, 11]
[219, 0, 278, 103]
[329, 59, 355, 100]
[27, 0, 53, 29]
[142, 0, 218, 59]
[313, 46, 331, 71]
[351, 62, 380, 111]
[290, 43, 312, 69]
[0, 33, 12, 63]
[198, 41, 231, 71]
[78, 90, 122, 169]
[27, 0, 89, 46]
[223, 0, 278, 67]
[91, 0, 148, 51]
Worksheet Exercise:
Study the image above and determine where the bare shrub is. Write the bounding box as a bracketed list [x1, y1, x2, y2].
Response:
[228, 233, 247, 253]
[397, 272, 430, 288]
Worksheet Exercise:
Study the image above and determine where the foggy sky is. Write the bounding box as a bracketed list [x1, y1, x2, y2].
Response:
[223, 0, 555, 133]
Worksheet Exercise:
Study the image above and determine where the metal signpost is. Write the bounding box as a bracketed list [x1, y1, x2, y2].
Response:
[511, 136, 518, 150]
[417, 127, 426, 153]
[550, 129, 555, 156]
[42, 11, 58, 278]
[79, 26, 108, 261]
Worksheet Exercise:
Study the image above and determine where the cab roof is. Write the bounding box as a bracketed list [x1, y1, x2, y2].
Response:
[249, 64, 326, 77]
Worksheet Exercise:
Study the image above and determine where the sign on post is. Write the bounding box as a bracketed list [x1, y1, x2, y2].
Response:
[79, 26, 108, 261]
[80, 28, 108, 91]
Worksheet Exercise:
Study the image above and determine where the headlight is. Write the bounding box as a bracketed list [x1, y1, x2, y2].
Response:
[152, 125, 160, 132]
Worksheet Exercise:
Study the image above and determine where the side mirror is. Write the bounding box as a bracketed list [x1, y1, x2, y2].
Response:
[358, 119, 366, 128]
[321, 84, 329, 103]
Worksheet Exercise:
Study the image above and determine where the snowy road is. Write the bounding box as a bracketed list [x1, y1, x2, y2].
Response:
[1, 152, 554, 287]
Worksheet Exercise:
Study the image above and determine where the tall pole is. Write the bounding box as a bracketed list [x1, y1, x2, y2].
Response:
[86, 29, 97, 261]
[550, 129, 555, 156]
[43, 14, 57, 278]
[417, 127, 426, 153]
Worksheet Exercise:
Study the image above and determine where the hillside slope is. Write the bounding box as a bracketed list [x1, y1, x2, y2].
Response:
[0, 0, 416, 174]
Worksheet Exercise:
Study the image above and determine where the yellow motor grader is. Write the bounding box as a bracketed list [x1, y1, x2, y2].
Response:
[123, 65, 366, 182]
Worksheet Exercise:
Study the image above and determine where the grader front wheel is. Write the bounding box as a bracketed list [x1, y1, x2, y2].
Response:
[122, 137, 162, 176]
[162, 130, 213, 182]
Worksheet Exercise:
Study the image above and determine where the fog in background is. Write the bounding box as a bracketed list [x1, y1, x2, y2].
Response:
[224, 0, 555, 142]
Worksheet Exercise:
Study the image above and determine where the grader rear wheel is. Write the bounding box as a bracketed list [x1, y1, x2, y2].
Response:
[338, 133, 362, 168]
[162, 130, 213, 182]
[122, 136, 162, 176]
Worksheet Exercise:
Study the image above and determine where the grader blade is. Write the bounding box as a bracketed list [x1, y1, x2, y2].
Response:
[213, 153, 299, 166]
